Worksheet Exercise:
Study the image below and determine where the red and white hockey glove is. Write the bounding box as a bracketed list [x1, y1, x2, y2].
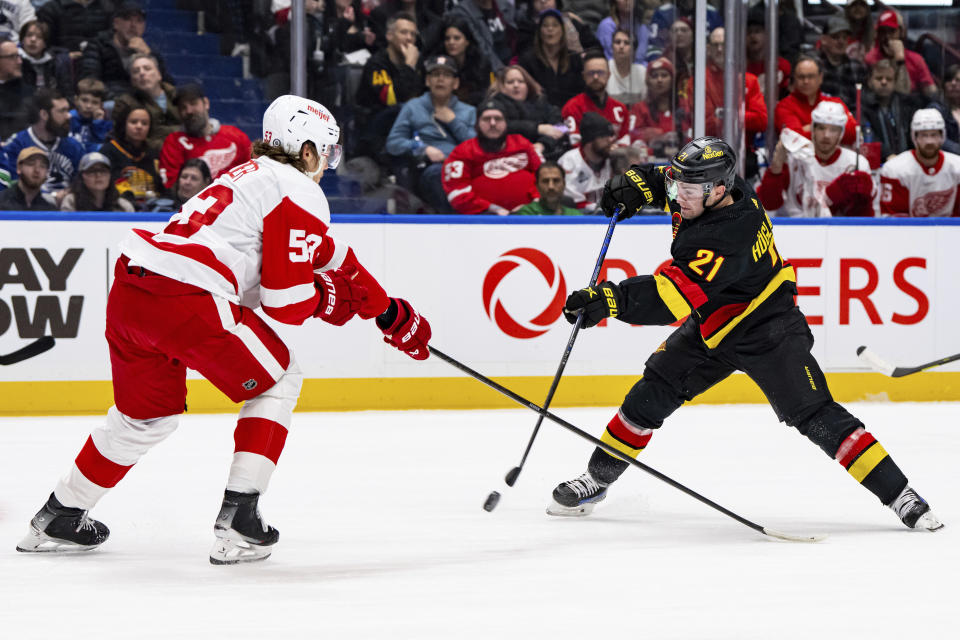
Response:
[314, 264, 368, 326]
[376, 298, 431, 360]
[826, 170, 875, 217]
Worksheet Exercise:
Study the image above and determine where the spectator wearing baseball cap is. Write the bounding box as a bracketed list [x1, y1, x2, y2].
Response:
[864, 9, 937, 99]
[557, 111, 614, 212]
[386, 54, 477, 213]
[0, 146, 57, 210]
[818, 15, 867, 113]
[61, 151, 135, 212]
[158, 83, 252, 190]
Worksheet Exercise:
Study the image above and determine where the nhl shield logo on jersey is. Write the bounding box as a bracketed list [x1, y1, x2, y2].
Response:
[243, 378, 258, 391]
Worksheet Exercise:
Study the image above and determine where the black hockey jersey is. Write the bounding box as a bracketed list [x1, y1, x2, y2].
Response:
[617, 170, 798, 349]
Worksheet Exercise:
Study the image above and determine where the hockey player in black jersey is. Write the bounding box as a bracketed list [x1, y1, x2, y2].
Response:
[548, 136, 943, 531]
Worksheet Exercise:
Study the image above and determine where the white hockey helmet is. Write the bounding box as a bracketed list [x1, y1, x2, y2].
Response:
[910, 108, 945, 141]
[262, 95, 342, 169]
[811, 100, 848, 128]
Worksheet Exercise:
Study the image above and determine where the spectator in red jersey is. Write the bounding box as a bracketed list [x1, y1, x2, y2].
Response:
[774, 55, 857, 146]
[865, 9, 937, 100]
[745, 9, 790, 99]
[158, 84, 252, 190]
[697, 27, 766, 141]
[627, 57, 690, 159]
[562, 49, 629, 146]
[517, 9, 585, 108]
[442, 100, 542, 214]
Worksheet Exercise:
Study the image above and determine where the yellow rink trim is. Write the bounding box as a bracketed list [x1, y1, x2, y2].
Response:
[3, 372, 960, 416]
[847, 443, 889, 483]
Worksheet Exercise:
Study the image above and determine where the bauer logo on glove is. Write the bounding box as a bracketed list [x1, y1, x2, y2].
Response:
[562, 281, 623, 328]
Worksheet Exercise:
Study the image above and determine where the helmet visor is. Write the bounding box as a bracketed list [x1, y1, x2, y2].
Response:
[322, 143, 343, 170]
[665, 167, 711, 201]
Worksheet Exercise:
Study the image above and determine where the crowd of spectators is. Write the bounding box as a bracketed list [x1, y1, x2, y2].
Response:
[0, 1, 249, 213]
[1, 0, 959, 218]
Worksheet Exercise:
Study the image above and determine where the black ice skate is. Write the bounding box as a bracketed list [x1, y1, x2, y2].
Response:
[210, 490, 279, 565]
[888, 486, 944, 531]
[16, 493, 110, 553]
[546, 472, 609, 517]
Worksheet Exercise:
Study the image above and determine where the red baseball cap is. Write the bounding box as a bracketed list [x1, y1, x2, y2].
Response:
[877, 10, 899, 29]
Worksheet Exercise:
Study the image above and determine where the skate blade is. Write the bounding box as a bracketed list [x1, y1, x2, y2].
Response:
[15, 529, 102, 554]
[545, 499, 599, 517]
[914, 512, 945, 532]
[210, 533, 274, 565]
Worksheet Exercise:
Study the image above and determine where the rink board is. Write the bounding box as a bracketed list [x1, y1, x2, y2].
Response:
[3, 213, 960, 414]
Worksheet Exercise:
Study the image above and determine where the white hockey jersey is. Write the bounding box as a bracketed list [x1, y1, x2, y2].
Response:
[759, 146, 873, 218]
[879, 150, 960, 217]
[557, 147, 612, 212]
[119, 156, 386, 325]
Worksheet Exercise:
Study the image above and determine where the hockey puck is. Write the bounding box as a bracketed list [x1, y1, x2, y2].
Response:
[483, 491, 501, 512]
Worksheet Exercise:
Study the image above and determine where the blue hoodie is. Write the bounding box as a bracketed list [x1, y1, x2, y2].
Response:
[69, 109, 113, 154]
[386, 93, 476, 158]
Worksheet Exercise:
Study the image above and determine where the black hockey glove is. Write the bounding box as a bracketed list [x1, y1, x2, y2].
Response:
[563, 281, 623, 328]
[600, 166, 663, 220]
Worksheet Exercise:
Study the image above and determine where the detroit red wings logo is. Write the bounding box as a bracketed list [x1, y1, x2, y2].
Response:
[912, 186, 955, 217]
[200, 143, 240, 177]
[482, 248, 566, 339]
[483, 153, 530, 180]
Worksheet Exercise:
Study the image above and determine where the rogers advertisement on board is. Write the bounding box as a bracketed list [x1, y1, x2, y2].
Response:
[2, 218, 957, 381]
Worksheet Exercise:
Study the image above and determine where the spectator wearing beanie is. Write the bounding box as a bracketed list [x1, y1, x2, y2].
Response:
[557, 110, 614, 211]
[442, 100, 541, 215]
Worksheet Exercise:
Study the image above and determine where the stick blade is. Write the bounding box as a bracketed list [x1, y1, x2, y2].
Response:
[0, 336, 56, 366]
[761, 527, 828, 543]
[856, 346, 896, 376]
[504, 467, 521, 487]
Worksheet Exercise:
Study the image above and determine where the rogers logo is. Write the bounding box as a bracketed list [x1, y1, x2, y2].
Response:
[482, 248, 566, 339]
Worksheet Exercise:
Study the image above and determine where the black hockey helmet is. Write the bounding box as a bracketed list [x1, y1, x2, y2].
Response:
[669, 136, 737, 191]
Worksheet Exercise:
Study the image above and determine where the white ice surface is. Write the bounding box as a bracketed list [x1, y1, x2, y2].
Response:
[0, 403, 957, 639]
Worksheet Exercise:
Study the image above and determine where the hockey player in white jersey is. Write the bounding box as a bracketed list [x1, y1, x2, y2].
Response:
[16, 96, 433, 564]
[880, 108, 960, 216]
[757, 100, 876, 217]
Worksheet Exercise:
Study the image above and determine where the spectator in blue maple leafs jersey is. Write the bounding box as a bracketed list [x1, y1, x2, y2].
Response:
[0, 87, 84, 195]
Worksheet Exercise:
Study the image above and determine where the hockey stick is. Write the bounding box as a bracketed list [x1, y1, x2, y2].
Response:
[0, 336, 56, 366]
[431, 346, 826, 543]
[856, 345, 960, 377]
[484, 208, 622, 512]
